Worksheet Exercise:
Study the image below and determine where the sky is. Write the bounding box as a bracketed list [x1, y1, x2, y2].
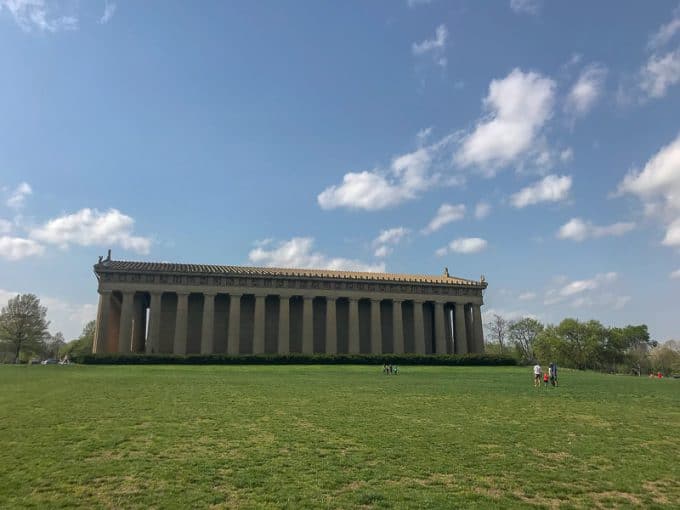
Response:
[0, 0, 679, 342]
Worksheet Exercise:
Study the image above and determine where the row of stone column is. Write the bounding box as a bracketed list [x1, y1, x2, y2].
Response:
[94, 290, 484, 355]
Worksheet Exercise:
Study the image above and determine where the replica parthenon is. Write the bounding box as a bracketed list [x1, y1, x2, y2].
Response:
[93, 257, 487, 356]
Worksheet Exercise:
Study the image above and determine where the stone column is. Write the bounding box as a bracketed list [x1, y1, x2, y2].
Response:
[348, 297, 360, 354]
[302, 296, 314, 354]
[434, 301, 446, 355]
[472, 304, 484, 354]
[253, 294, 266, 354]
[278, 295, 290, 354]
[370, 298, 382, 354]
[227, 293, 242, 355]
[94, 290, 112, 353]
[325, 296, 337, 354]
[146, 291, 162, 354]
[465, 304, 474, 354]
[201, 292, 216, 354]
[174, 292, 189, 355]
[413, 299, 425, 354]
[118, 291, 134, 354]
[454, 303, 468, 354]
[392, 299, 404, 354]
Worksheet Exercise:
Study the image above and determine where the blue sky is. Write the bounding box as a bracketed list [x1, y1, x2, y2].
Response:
[1, 0, 679, 341]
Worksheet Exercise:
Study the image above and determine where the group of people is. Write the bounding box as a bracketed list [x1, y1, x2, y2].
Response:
[533, 362, 558, 387]
[382, 363, 399, 375]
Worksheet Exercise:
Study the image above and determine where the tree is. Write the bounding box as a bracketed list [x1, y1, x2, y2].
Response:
[508, 317, 544, 363]
[649, 340, 680, 376]
[44, 332, 66, 359]
[61, 320, 95, 358]
[485, 314, 509, 353]
[0, 294, 50, 363]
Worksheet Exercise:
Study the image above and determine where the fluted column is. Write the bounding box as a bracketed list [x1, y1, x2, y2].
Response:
[118, 291, 134, 353]
[227, 293, 242, 355]
[392, 299, 404, 354]
[173, 292, 189, 354]
[146, 291, 162, 354]
[201, 292, 216, 354]
[302, 296, 314, 354]
[325, 296, 337, 354]
[278, 295, 290, 354]
[434, 301, 446, 355]
[94, 290, 112, 353]
[348, 297, 360, 354]
[472, 304, 484, 354]
[465, 304, 474, 354]
[370, 298, 382, 354]
[253, 294, 266, 354]
[413, 299, 425, 354]
[454, 303, 467, 354]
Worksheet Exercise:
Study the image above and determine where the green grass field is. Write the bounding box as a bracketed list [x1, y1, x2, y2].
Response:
[1, 365, 678, 509]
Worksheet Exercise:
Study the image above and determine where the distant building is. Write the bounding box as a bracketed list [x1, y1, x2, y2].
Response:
[93, 257, 487, 355]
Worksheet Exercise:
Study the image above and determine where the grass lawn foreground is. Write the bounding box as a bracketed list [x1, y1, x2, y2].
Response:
[1, 365, 678, 508]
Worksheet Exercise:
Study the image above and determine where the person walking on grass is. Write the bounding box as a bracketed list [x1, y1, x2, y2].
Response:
[533, 363, 542, 387]
[543, 372, 549, 387]
[550, 362, 558, 387]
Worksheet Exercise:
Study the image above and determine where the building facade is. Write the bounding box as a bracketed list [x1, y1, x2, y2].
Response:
[93, 257, 487, 356]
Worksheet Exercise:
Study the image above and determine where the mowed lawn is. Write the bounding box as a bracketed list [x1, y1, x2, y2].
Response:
[1, 365, 678, 509]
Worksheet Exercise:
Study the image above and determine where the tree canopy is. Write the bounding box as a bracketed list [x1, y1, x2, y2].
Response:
[0, 294, 50, 362]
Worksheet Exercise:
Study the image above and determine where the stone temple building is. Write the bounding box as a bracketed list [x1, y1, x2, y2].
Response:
[92, 255, 487, 356]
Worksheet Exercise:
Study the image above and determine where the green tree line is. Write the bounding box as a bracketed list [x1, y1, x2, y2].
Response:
[485, 314, 679, 376]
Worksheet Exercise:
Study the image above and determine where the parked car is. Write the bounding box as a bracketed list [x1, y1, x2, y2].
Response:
[41, 359, 58, 365]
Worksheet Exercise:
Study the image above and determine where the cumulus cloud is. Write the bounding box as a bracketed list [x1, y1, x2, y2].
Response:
[670, 268, 680, 279]
[518, 291, 536, 301]
[557, 218, 635, 242]
[317, 134, 459, 211]
[30, 208, 152, 254]
[565, 64, 607, 118]
[422, 203, 465, 234]
[0, 236, 45, 260]
[544, 272, 626, 309]
[0, 219, 12, 234]
[372, 227, 409, 257]
[510, 174, 572, 208]
[474, 201, 491, 219]
[560, 148, 574, 163]
[648, 5, 680, 50]
[99, 0, 116, 24]
[0, 0, 77, 32]
[640, 48, 680, 99]
[509, 0, 541, 15]
[412, 24, 448, 67]
[455, 69, 555, 174]
[6, 182, 32, 209]
[437, 237, 487, 256]
[248, 237, 385, 272]
[617, 133, 680, 246]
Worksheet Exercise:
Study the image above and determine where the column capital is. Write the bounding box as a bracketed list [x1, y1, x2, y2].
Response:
[203, 291, 217, 298]
[121, 289, 135, 297]
[176, 290, 190, 297]
[98, 289, 113, 295]
[370, 297, 381, 303]
[392, 298, 403, 303]
[253, 292, 267, 299]
[149, 290, 162, 297]
[412, 298, 424, 304]
[303, 295, 314, 301]
[229, 292, 243, 299]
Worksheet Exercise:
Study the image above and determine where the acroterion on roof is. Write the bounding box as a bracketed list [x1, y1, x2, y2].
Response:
[95, 259, 486, 287]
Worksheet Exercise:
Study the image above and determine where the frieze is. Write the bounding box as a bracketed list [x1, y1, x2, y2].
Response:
[98, 271, 483, 298]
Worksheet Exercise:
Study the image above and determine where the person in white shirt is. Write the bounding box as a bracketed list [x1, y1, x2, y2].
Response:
[533, 364, 542, 387]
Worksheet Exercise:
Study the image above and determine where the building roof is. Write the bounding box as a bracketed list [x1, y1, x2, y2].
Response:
[95, 259, 486, 288]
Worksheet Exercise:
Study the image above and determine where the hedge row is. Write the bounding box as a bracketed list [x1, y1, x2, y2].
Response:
[73, 352, 516, 366]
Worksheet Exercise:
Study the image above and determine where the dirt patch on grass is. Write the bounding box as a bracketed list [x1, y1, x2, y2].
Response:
[591, 490, 642, 508]
[642, 480, 676, 505]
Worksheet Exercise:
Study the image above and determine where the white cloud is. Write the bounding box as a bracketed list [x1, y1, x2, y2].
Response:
[557, 218, 635, 242]
[640, 48, 680, 99]
[99, 0, 116, 24]
[6, 182, 32, 209]
[0, 219, 12, 234]
[648, 6, 680, 50]
[560, 148, 574, 163]
[559, 272, 617, 297]
[248, 237, 385, 272]
[0, 236, 45, 260]
[455, 69, 555, 173]
[474, 201, 491, 219]
[416, 126, 433, 144]
[372, 227, 409, 257]
[565, 64, 607, 118]
[670, 268, 680, 279]
[0, 0, 77, 32]
[412, 24, 447, 55]
[518, 291, 536, 301]
[30, 208, 152, 254]
[509, 0, 541, 15]
[318, 134, 459, 211]
[510, 174, 572, 208]
[544, 272, 624, 310]
[617, 133, 680, 246]
[437, 237, 487, 256]
[422, 203, 465, 234]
